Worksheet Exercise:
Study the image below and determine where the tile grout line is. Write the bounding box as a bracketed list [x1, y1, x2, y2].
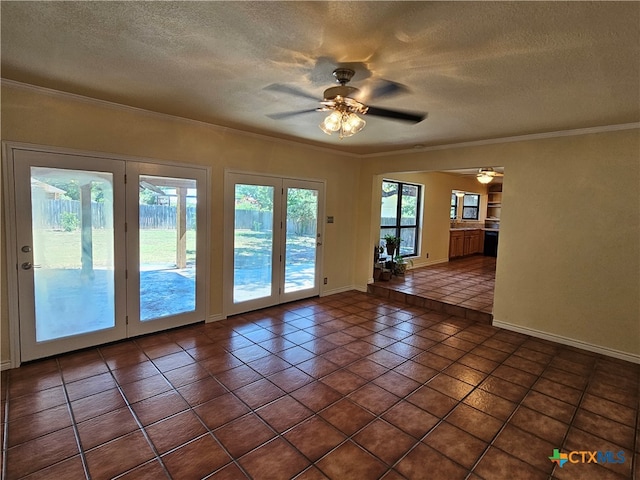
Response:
[56, 357, 92, 480]
[1, 374, 9, 480]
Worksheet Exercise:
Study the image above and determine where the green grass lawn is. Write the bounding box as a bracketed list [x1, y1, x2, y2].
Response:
[34, 228, 196, 268]
[33, 228, 314, 269]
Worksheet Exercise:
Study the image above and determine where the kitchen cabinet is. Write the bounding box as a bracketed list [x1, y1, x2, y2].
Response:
[449, 229, 483, 258]
[449, 231, 464, 258]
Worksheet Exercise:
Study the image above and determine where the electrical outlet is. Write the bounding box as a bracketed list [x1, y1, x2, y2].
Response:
[323, 277, 328, 285]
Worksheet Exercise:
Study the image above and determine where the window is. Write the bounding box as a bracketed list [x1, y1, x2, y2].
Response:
[450, 193, 458, 219]
[380, 180, 421, 257]
[462, 194, 480, 220]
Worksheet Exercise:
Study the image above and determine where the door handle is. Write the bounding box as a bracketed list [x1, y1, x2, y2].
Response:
[316, 242, 322, 246]
[20, 262, 41, 270]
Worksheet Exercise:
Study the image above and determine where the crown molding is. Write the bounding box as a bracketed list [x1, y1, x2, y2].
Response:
[0, 79, 360, 158]
[3, 79, 638, 159]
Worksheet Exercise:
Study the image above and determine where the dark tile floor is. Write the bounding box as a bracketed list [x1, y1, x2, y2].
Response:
[370, 256, 496, 324]
[2, 291, 639, 479]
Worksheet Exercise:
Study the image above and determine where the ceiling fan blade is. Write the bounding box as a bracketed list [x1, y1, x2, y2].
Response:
[366, 106, 427, 123]
[366, 80, 410, 101]
[264, 83, 318, 101]
[267, 109, 318, 120]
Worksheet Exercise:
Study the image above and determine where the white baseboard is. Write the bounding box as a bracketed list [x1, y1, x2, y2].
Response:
[493, 319, 640, 365]
[1, 360, 13, 371]
[321, 285, 366, 296]
[207, 313, 227, 323]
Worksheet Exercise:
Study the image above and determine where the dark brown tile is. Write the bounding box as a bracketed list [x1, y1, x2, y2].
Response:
[119, 374, 172, 404]
[478, 375, 528, 403]
[423, 421, 488, 468]
[493, 424, 555, 473]
[572, 409, 635, 449]
[463, 389, 517, 421]
[267, 366, 314, 393]
[145, 410, 207, 454]
[345, 358, 389, 381]
[395, 442, 468, 480]
[427, 373, 475, 400]
[214, 413, 276, 458]
[407, 386, 458, 418]
[315, 441, 387, 480]
[319, 398, 376, 435]
[284, 416, 346, 461]
[130, 390, 189, 426]
[76, 407, 140, 450]
[532, 377, 582, 405]
[509, 406, 570, 445]
[215, 364, 263, 390]
[291, 381, 342, 412]
[20, 455, 86, 480]
[5, 426, 79, 479]
[446, 403, 504, 442]
[194, 393, 250, 429]
[177, 376, 227, 406]
[348, 383, 400, 415]
[162, 434, 232, 480]
[321, 369, 367, 395]
[233, 378, 285, 409]
[116, 459, 169, 479]
[580, 392, 636, 426]
[163, 362, 209, 388]
[256, 395, 313, 432]
[239, 438, 309, 480]
[354, 419, 415, 465]
[473, 446, 549, 480]
[563, 427, 632, 478]
[296, 357, 340, 378]
[65, 372, 118, 402]
[372, 370, 421, 397]
[7, 386, 67, 421]
[85, 431, 156, 480]
[70, 388, 127, 423]
[521, 390, 576, 423]
[246, 354, 291, 376]
[382, 400, 439, 439]
[151, 350, 195, 372]
[7, 403, 72, 447]
[110, 361, 160, 386]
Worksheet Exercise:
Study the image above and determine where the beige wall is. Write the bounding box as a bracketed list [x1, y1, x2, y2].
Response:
[355, 129, 640, 359]
[2, 82, 639, 364]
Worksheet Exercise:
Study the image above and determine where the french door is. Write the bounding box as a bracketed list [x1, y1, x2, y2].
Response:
[224, 173, 324, 315]
[7, 147, 208, 362]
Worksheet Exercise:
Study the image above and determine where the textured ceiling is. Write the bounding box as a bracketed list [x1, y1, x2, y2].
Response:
[2, 1, 639, 155]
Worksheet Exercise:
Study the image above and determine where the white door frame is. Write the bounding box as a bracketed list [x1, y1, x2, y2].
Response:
[2, 142, 211, 367]
[223, 170, 325, 317]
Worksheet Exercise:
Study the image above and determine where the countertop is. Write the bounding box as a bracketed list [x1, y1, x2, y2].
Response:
[450, 227, 499, 232]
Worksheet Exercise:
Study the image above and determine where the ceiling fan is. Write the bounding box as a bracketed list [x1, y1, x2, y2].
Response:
[266, 68, 427, 139]
[476, 168, 504, 184]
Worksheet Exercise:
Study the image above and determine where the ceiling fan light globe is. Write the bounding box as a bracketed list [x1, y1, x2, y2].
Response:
[477, 174, 493, 184]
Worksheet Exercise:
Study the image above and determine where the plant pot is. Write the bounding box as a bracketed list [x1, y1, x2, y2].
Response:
[380, 271, 392, 281]
[373, 267, 382, 280]
[386, 245, 396, 257]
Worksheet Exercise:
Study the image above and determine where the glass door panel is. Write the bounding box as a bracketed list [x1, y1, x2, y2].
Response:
[127, 163, 208, 337]
[12, 150, 126, 362]
[225, 174, 323, 315]
[283, 185, 319, 297]
[233, 184, 275, 303]
[138, 175, 197, 321]
[31, 167, 116, 340]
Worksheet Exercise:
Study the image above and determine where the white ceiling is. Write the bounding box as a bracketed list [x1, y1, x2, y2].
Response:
[2, 1, 639, 155]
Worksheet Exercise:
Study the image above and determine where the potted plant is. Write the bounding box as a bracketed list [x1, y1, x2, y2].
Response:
[384, 234, 400, 257]
[392, 255, 413, 275]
